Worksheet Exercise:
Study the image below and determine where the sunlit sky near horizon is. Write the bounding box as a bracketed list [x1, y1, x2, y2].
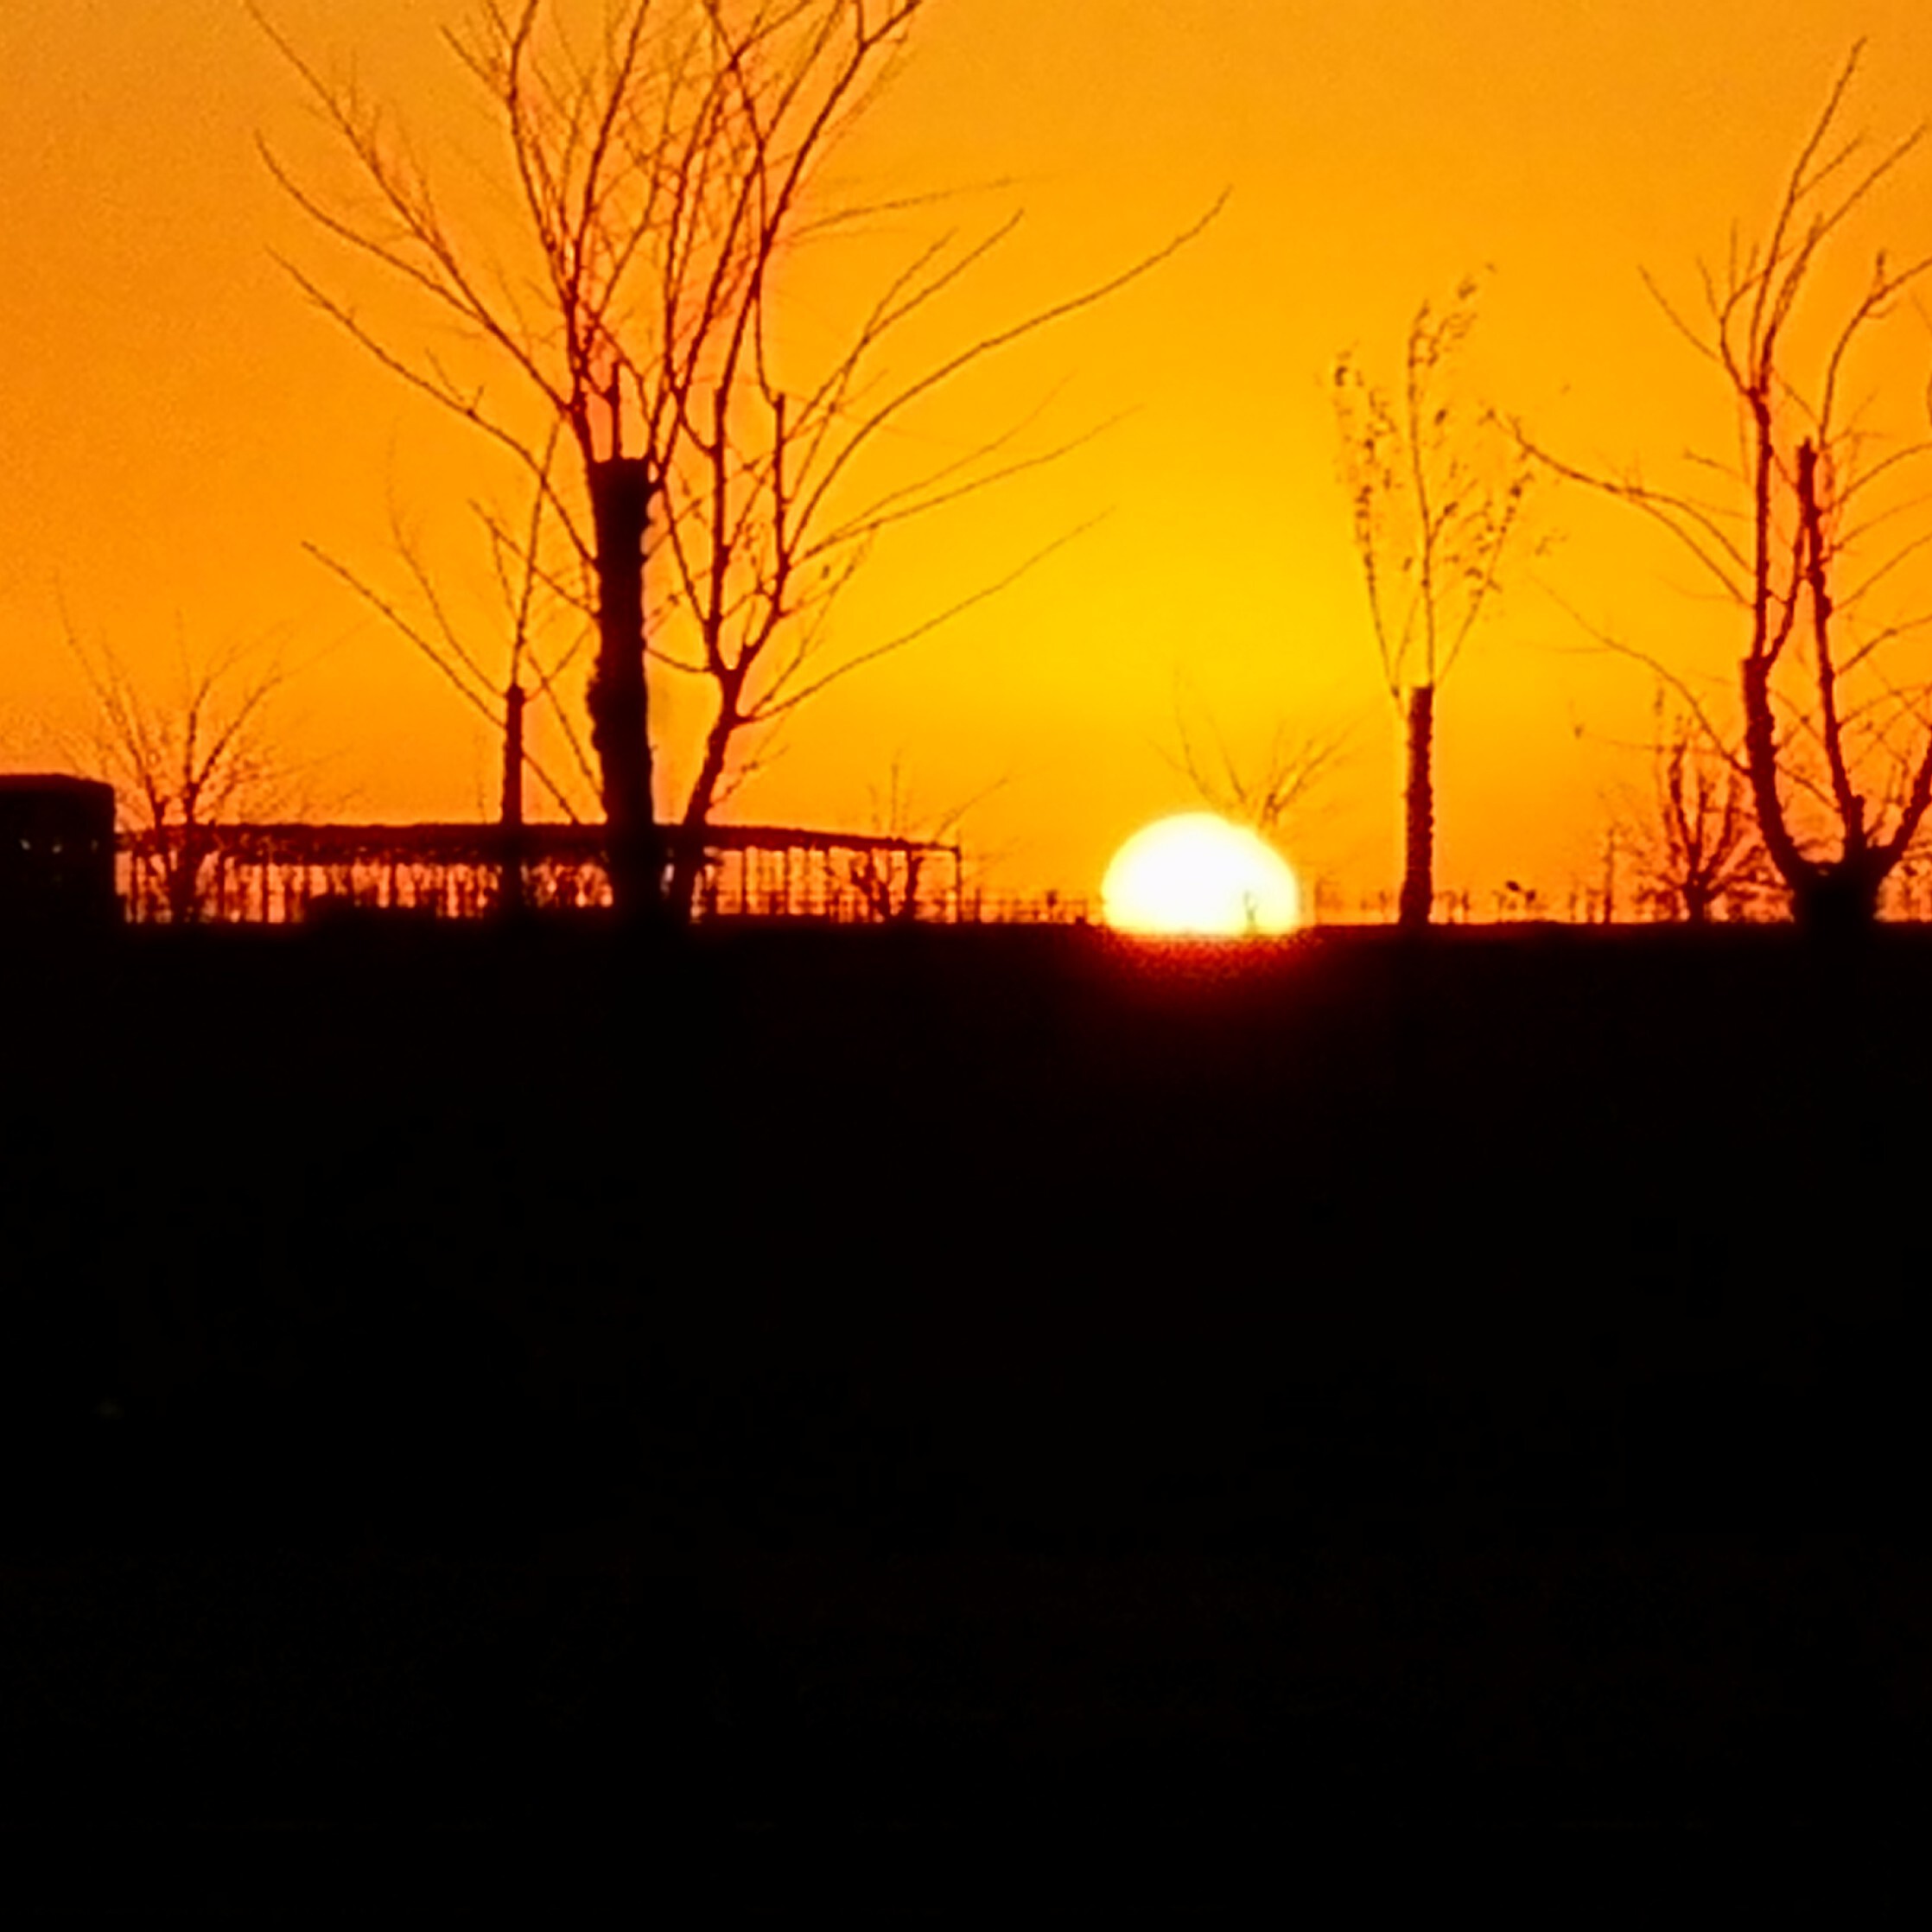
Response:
[5, 0, 1932, 906]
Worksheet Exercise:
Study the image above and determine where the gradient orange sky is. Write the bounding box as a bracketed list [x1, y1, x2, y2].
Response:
[5, 1, 1932, 906]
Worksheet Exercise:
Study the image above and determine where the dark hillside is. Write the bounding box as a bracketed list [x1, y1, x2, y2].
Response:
[10, 921, 1925, 1474]
[2, 922, 1929, 1897]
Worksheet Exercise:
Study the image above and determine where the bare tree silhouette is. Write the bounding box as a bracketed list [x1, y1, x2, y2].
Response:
[315, 442, 596, 817]
[309, 435, 602, 914]
[1333, 279, 1536, 929]
[1523, 44, 1932, 934]
[1612, 695, 1772, 924]
[69, 632, 305, 925]
[836, 756, 1001, 921]
[1162, 680, 1349, 846]
[259, 0, 1218, 921]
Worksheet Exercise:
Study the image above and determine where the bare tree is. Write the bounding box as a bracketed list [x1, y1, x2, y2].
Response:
[260, 0, 1216, 921]
[832, 756, 1002, 922]
[1612, 696, 1771, 924]
[1333, 280, 1535, 930]
[1162, 678, 1349, 848]
[69, 632, 302, 925]
[1524, 45, 1932, 934]
[310, 435, 607, 913]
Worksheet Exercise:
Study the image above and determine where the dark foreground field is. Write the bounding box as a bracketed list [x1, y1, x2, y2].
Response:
[3, 919, 1931, 1911]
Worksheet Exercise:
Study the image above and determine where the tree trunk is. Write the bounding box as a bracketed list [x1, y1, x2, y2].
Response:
[586, 456, 660, 921]
[1398, 683, 1435, 930]
[664, 689, 740, 925]
[1740, 651, 1820, 913]
[171, 827, 206, 926]
[499, 680, 525, 918]
[1792, 862, 1882, 937]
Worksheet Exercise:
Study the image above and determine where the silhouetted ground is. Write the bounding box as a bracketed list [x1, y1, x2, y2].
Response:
[3, 921, 1930, 1910]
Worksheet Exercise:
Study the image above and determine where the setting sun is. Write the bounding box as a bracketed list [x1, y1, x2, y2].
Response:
[1102, 813, 1301, 936]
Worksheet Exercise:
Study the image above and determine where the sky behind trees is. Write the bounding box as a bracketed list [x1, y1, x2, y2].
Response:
[5, 0, 1932, 903]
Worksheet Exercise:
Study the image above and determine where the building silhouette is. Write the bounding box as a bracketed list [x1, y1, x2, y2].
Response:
[0, 775, 118, 927]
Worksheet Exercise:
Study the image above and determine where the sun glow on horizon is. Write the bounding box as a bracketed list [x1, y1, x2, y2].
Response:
[1102, 813, 1301, 936]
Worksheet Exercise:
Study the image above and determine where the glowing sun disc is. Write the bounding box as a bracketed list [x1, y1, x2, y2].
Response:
[1102, 813, 1301, 935]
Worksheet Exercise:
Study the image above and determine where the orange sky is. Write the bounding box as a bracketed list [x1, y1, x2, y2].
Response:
[5, 0, 1932, 908]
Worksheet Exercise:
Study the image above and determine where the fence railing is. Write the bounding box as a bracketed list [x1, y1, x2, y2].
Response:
[116, 821, 975, 927]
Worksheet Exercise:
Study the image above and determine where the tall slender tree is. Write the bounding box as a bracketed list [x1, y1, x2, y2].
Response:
[1333, 282, 1535, 928]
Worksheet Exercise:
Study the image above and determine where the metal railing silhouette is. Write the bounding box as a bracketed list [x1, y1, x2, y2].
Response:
[117, 821, 969, 925]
